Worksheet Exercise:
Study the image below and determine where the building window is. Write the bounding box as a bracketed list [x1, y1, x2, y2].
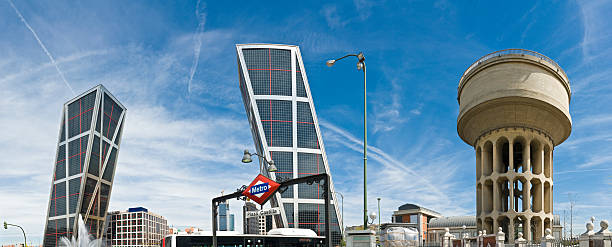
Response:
[243, 48, 292, 96]
[256, 99, 292, 147]
[410, 214, 418, 223]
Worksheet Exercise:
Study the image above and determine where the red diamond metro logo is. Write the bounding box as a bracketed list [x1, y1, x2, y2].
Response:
[242, 174, 280, 205]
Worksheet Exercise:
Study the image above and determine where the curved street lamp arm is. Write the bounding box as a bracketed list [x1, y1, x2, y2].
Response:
[247, 152, 275, 174]
[249, 152, 273, 164]
[5, 223, 27, 247]
[333, 54, 359, 62]
[332, 52, 365, 63]
[248, 152, 266, 160]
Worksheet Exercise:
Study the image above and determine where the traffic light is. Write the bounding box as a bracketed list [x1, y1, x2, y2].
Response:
[3, 221, 7, 229]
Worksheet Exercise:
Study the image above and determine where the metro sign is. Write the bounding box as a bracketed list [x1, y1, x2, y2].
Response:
[242, 174, 280, 205]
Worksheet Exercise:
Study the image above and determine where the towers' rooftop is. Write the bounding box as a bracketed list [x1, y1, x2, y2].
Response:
[458, 49, 570, 101]
[456, 49, 572, 146]
[429, 216, 476, 229]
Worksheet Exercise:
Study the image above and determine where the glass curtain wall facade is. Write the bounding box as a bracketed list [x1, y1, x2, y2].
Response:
[236, 44, 342, 245]
[43, 85, 126, 247]
[218, 201, 235, 231]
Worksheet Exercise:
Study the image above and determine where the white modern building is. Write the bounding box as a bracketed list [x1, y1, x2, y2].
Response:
[43, 85, 126, 247]
[236, 44, 343, 245]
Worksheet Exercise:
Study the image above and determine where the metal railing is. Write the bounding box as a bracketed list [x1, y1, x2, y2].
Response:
[458, 48, 568, 93]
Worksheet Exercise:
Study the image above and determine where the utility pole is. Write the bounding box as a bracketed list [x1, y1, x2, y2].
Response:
[563, 210, 567, 240]
[568, 193, 576, 241]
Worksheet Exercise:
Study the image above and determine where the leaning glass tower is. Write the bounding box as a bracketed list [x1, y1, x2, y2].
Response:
[236, 44, 342, 245]
[43, 85, 126, 247]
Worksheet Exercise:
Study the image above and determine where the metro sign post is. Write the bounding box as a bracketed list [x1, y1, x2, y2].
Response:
[212, 173, 331, 247]
[242, 174, 280, 205]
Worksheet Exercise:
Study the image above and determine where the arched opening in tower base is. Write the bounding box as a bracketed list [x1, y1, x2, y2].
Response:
[497, 216, 510, 241]
[530, 179, 542, 213]
[530, 216, 542, 243]
[497, 137, 510, 173]
[483, 141, 493, 176]
[484, 217, 494, 235]
[513, 216, 528, 241]
[513, 178, 526, 212]
[513, 137, 526, 173]
[530, 140, 542, 175]
[484, 180, 494, 213]
[497, 177, 510, 212]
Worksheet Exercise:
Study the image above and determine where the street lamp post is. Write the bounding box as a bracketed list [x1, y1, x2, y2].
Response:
[326, 52, 368, 228]
[377, 198, 381, 233]
[462, 224, 466, 246]
[4, 221, 27, 247]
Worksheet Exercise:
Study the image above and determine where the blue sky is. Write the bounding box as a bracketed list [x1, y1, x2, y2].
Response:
[1, 0, 611, 244]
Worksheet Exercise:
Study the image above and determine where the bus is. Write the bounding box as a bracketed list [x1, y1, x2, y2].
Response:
[161, 228, 326, 247]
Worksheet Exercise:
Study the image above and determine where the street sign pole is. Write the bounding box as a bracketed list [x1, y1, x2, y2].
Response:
[212, 200, 217, 247]
[324, 174, 331, 247]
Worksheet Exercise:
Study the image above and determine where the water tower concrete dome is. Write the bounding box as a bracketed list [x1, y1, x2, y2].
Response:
[456, 49, 571, 243]
[457, 49, 572, 147]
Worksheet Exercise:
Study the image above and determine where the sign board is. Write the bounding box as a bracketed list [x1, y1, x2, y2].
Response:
[242, 174, 280, 205]
[245, 207, 282, 218]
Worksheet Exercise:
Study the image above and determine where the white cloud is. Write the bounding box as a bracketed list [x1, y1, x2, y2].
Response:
[0, 26, 254, 243]
[321, 5, 349, 29]
[353, 0, 375, 20]
[577, 0, 612, 62]
[577, 155, 612, 169]
[577, 114, 612, 127]
[187, 0, 207, 97]
[320, 120, 474, 222]
[6, 0, 75, 95]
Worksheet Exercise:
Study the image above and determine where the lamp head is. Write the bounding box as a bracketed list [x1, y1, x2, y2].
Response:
[357, 62, 364, 70]
[369, 211, 377, 221]
[326, 60, 336, 67]
[357, 52, 365, 62]
[267, 160, 278, 172]
[242, 149, 252, 163]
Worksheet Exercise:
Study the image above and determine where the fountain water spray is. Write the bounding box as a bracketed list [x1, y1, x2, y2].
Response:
[59, 215, 105, 247]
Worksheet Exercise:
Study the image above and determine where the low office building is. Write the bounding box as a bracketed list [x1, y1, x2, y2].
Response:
[104, 207, 169, 247]
[243, 202, 259, 234]
[428, 216, 477, 242]
[243, 202, 275, 235]
[392, 203, 442, 242]
[427, 215, 562, 242]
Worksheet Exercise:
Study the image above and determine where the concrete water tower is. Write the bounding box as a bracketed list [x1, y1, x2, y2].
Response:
[457, 49, 571, 242]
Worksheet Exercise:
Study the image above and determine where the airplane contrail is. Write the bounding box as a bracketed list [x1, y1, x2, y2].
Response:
[187, 0, 207, 96]
[7, 0, 76, 96]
